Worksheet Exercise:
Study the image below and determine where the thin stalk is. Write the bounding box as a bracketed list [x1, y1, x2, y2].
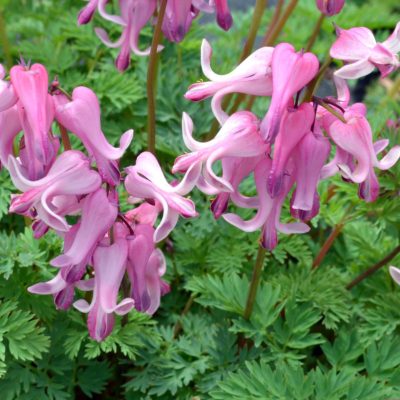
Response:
[303, 56, 332, 102]
[58, 123, 71, 151]
[312, 222, 344, 269]
[305, 13, 325, 52]
[0, 10, 12, 68]
[240, 0, 269, 62]
[205, 0, 269, 140]
[173, 294, 196, 338]
[263, 0, 285, 45]
[146, 0, 167, 155]
[346, 245, 400, 290]
[265, 0, 299, 45]
[243, 244, 266, 320]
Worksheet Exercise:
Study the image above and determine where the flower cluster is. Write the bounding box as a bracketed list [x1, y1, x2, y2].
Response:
[0, 62, 198, 341]
[179, 25, 400, 250]
[78, 0, 233, 71]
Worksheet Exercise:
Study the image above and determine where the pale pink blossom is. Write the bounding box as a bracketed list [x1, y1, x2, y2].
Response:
[125, 152, 199, 242]
[74, 238, 135, 341]
[261, 43, 319, 142]
[10, 64, 57, 179]
[8, 151, 101, 231]
[95, 0, 159, 70]
[54, 87, 133, 185]
[185, 39, 273, 124]
[173, 112, 267, 193]
[331, 23, 400, 79]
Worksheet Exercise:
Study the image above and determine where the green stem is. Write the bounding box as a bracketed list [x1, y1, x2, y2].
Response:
[243, 244, 266, 320]
[305, 13, 325, 52]
[263, 0, 285, 45]
[240, 0, 269, 62]
[265, 0, 299, 45]
[146, 0, 167, 155]
[0, 10, 12, 68]
[346, 245, 400, 290]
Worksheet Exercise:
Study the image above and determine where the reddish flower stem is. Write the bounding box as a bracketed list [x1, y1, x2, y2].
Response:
[243, 244, 266, 320]
[312, 222, 344, 269]
[146, 0, 167, 155]
[346, 245, 400, 290]
[58, 123, 71, 151]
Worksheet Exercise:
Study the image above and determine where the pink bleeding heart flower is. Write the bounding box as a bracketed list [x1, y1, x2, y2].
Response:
[53, 87, 133, 185]
[290, 128, 331, 212]
[330, 23, 400, 79]
[0, 64, 18, 112]
[162, 0, 193, 43]
[185, 39, 273, 124]
[95, 0, 159, 70]
[211, 155, 263, 219]
[125, 151, 199, 242]
[28, 225, 90, 310]
[268, 103, 315, 198]
[327, 108, 400, 201]
[223, 158, 309, 250]
[127, 224, 169, 315]
[77, 0, 100, 25]
[213, 0, 233, 31]
[74, 238, 135, 342]
[315, 0, 345, 16]
[261, 43, 319, 142]
[50, 188, 118, 268]
[10, 63, 57, 180]
[8, 150, 101, 231]
[173, 112, 267, 193]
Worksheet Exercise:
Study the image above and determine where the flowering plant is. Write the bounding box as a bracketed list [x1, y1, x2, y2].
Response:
[0, 0, 400, 398]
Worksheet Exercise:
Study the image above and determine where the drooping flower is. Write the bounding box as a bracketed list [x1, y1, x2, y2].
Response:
[77, 0, 100, 25]
[95, 0, 158, 70]
[213, 0, 233, 31]
[185, 39, 273, 124]
[126, 224, 170, 315]
[10, 63, 58, 180]
[290, 128, 331, 213]
[173, 112, 267, 192]
[210, 155, 263, 219]
[125, 152, 199, 242]
[330, 22, 400, 79]
[50, 188, 118, 268]
[315, 0, 345, 16]
[74, 237, 135, 341]
[267, 103, 315, 198]
[326, 108, 400, 201]
[260, 43, 319, 142]
[54, 86, 133, 185]
[8, 150, 102, 231]
[223, 158, 310, 250]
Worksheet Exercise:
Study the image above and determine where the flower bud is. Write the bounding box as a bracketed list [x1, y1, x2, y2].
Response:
[316, 0, 345, 16]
